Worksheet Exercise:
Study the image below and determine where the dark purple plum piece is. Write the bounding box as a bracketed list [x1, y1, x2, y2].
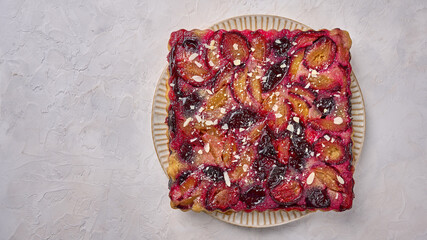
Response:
[178, 142, 193, 163]
[306, 188, 331, 208]
[205, 184, 240, 211]
[288, 120, 304, 141]
[288, 120, 311, 160]
[171, 77, 183, 97]
[288, 155, 305, 172]
[290, 138, 312, 159]
[288, 138, 310, 171]
[267, 164, 287, 189]
[241, 185, 266, 207]
[272, 36, 291, 57]
[180, 92, 202, 116]
[288, 120, 311, 159]
[258, 132, 277, 159]
[252, 157, 274, 181]
[262, 59, 289, 92]
[203, 166, 224, 182]
[182, 38, 199, 52]
[172, 77, 195, 98]
[314, 97, 335, 118]
[270, 179, 303, 205]
[177, 170, 192, 184]
[220, 108, 259, 129]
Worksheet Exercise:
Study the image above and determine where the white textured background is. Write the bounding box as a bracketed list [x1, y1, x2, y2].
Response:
[0, 0, 426, 239]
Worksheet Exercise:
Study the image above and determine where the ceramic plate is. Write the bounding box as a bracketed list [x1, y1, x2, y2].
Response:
[152, 15, 366, 228]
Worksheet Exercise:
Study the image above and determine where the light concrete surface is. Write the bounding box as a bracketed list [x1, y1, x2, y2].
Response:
[0, 0, 426, 239]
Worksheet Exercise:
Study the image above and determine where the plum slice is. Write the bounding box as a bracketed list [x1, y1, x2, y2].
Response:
[288, 48, 305, 82]
[250, 31, 268, 61]
[220, 32, 250, 65]
[248, 68, 264, 103]
[220, 108, 259, 129]
[288, 155, 306, 172]
[241, 185, 266, 207]
[314, 138, 346, 165]
[167, 108, 177, 135]
[252, 157, 275, 182]
[232, 67, 252, 105]
[273, 137, 291, 165]
[314, 97, 335, 118]
[307, 72, 340, 90]
[267, 164, 288, 189]
[288, 93, 310, 121]
[172, 76, 195, 97]
[180, 91, 202, 116]
[288, 129, 310, 171]
[262, 59, 289, 92]
[311, 96, 350, 132]
[340, 192, 353, 210]
[305, 187, 331, 208]
[245, 121, 266, 143]
[288, 84, 317, 102]
[258, 132, 277, 159]
[183, 38, 199, 51]
[329, 29, 352, 67]
[222, 136, 238, 168]
[206, 184, 239, 211]
[176, 170, 192, 185]
[292, 30, 325, 49]
[307, 64, 346, 90]
[231, 67, 263, 108]
[178, 142, 194, 163]
[173, 44, 211, 85]
[213, 65, 233, 91]
[272, 36, 291, 57]
[270, 179, 303, 205]
[203, 165, 225, 182]
[206, 86, 229, 110]
[308, 75, 334, 90]
[304, 36, 337, 71]
[312, 166, 345, 192]
[229, 147, 255, 181]
[179, 175, 198, 193]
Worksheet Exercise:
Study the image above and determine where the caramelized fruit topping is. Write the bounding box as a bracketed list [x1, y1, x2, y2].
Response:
[167, 29, 354, 212]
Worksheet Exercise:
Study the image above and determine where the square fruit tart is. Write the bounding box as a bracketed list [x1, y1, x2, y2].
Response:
[166, 28, 354, 213]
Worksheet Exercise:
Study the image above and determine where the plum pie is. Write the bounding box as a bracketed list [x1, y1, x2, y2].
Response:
[165, 28, 354, 212]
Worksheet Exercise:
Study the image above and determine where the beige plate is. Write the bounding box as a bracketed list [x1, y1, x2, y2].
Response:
[152, 15, 366, 228]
